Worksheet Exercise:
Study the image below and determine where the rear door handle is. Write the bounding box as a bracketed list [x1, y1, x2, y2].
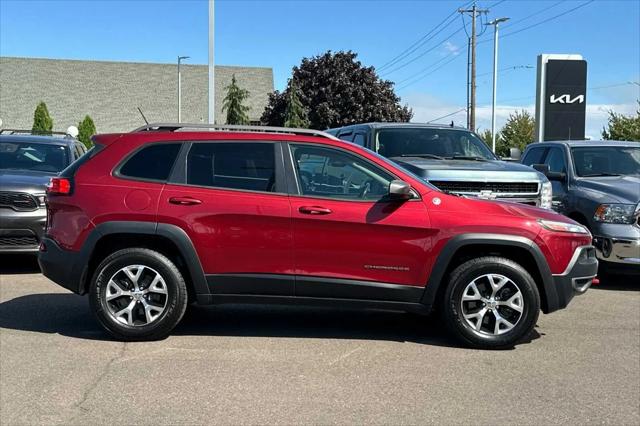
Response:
[299, 206, 332, 215]
[169, 196, 202, 206]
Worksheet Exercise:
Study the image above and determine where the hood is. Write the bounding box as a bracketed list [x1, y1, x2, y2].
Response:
[390, 157, 544, 181]
[576, 175, 640, 204]
[0, 170, 54, 193]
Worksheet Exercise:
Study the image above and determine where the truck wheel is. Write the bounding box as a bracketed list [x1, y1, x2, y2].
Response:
[442, 256, 540, 349]
[89, 248, 188, 341]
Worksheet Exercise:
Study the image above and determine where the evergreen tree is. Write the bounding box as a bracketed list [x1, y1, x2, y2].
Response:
[497, 110, 535, 157]
[32, 102, 53, 135]
[283, 81, 309, 128]
[77, 115, 97, 148]
[222, 74, 251, 125]
[602, 102, 640, 141]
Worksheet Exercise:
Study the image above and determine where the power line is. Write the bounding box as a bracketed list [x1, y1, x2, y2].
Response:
[478, 0, 596, 45]
[395, 52, 459, 85]
[378, 0, 473, 72]
[382, 26, 466, 76]
[477, 64, 533, 78]
[396, 54, 463, 91]
[500, 0, 563, 29]
[427, 108, 468, 124]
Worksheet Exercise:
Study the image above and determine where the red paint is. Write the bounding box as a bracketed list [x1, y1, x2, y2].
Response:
[45, 130, 592, 284]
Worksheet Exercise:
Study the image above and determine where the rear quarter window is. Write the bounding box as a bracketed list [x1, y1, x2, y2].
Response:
[118, 143, 182, 182]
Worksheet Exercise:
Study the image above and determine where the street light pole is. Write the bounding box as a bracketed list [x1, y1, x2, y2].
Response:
[488, 17, 509, 153]
[177, 55, 190, 123]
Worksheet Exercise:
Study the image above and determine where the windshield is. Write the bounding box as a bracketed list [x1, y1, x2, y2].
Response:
[375, 128, 497, 160]
[0, 141, 69, 173]
[571, 146, 640, 177]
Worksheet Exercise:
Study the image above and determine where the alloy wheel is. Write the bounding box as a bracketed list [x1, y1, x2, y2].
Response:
[460, 273, 524, 336]
[104, 265, 168, 326]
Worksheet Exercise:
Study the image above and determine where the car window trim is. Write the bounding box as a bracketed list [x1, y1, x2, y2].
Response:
[166, 140, 286, 195]
[283, 141, 421, 203]
[113, 141, 184, 184]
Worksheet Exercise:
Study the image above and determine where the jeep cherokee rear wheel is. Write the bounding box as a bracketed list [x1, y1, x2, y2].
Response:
[442, 256, 540, 349]
[89, 248, 188, 341]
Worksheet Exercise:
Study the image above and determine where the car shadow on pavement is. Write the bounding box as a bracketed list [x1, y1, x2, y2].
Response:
[591, 274, 639, 292]
[0, 293, 540, 349]
[0, 255, 41, 274]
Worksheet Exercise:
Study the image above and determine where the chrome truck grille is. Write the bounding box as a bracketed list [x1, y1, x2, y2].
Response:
[428, 181, 541, 205]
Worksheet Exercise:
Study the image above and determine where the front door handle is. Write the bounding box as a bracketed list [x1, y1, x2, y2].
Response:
[169, 196, 202, 206]
[299, 206, 332, 215]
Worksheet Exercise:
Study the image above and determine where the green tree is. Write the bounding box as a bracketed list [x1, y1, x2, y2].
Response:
[261, 51, 412, 128]
[497, 110, 535, 157]
[602, 102, 640, 141]
[222, 74, 251, 125]
[283, 81, 309, 128]
[32, 102, 53, 135]
[77, 115, 97, 148]
[478, 128, 502, 151]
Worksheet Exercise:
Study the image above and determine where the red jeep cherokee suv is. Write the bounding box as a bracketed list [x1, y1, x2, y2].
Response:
[38, 124, 597, 349]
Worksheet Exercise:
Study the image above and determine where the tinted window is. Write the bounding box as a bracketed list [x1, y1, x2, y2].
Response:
[352, 133, 366, 147]
[571, 146, 640, 177]
[338, 132, 353, 142]
[291, 145, 393, 201]
[545, 147, 566, 173]
[187, 142, 275, 192]
[0, 141, 69, 173]
[522, 147, 547, 166]
[119, 143, 181, 181]
[376, 128, 497, 160]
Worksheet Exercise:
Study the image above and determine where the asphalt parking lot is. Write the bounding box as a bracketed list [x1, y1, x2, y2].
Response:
[0, 256, 638, 425]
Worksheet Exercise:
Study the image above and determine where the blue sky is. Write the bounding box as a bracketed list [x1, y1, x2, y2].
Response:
[1, 0, 639, 137]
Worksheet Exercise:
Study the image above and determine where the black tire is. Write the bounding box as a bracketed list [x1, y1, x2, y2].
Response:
[89, 248, 188, 341]
[441, 256, 540, 349]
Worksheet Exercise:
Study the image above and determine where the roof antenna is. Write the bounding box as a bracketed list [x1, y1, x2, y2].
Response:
[137, 107, 149, 125]
[450, 121, 454, 128]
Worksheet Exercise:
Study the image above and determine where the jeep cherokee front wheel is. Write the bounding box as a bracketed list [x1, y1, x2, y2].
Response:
[442, 256, 541, 349]
[89, 248, 188, 341]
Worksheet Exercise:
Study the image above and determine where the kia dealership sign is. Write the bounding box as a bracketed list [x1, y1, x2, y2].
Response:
[535, 54, 587, 141]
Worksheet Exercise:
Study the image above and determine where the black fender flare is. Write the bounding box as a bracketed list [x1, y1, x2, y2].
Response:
[76, 221, 208, 296]
[420, 233, 559, 313]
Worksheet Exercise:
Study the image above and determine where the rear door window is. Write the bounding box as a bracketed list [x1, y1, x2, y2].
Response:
[186, 142, 276, 193]
[118, 143, 182, 181]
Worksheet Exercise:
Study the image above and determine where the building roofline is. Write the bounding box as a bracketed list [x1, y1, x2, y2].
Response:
[0, 55, 273, 71]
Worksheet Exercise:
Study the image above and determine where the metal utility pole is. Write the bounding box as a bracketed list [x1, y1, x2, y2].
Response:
[208, 0, 215, 124]
[459, 3, 489, 132]
[177, 55, 190, 123]
[487, 17, 509, 153]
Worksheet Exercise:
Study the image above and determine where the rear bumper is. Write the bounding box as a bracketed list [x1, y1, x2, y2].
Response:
[550, 245, 598, 310]
[0, 209, 46, 253]
[38, 237, 86, 294]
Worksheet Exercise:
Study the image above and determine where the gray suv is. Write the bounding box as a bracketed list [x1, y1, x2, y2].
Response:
[522, 140, 640, 275]
[327, 123, 552, 208]
[0, 133, 87, 253]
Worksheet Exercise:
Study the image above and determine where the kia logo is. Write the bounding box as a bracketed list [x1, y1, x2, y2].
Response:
[549, 94, 585, 104]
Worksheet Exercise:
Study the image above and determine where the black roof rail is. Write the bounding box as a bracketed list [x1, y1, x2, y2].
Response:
[0, 129, 71, 136]
[130, 123, 340, 141]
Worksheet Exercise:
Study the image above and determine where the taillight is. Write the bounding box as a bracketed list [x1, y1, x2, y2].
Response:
[47, 177, 72, 195]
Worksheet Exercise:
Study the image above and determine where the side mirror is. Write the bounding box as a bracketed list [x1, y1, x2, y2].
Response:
[509, 147, 522, 161]
[533, 163, 550, 175]
[533, 164, 566, 182]
[388, 180, 412, 200]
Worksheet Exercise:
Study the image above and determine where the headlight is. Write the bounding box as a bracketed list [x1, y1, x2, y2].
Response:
[593, 204, 637, 224]
[36, 194, 46, 206]
[538, 219, 589, 234]
[540, 181, 552, 210]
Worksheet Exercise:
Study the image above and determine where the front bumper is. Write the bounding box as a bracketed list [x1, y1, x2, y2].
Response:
[593, 235, 640, 272]
[38, 237, 87, 294]
[0, 208, 46, 253]
[551, 245, 598, 309]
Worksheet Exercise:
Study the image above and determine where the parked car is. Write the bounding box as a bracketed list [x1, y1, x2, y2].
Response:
[0, 132, 87, 253]
[39, 123, 597, 349]
[522, 140, 639, 276]
[326, 123, 552, 208]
